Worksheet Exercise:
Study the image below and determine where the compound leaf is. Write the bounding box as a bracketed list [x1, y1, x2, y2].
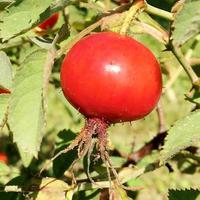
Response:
[0, 0, 53, 41]
[172, 0, 200, 46]
[161, 111, 200, 163]
[8, 49, 47, 166]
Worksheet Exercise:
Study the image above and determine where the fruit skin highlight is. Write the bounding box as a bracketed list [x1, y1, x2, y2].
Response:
[61, 32, 162, 123]
[38, 13, 59, 31]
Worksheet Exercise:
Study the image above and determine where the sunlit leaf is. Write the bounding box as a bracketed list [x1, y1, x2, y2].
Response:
[0, 51, 12, 90]
[172, 0, 200, 46]
[161, 111, 200, 163]
[111, 183, 132, 200]
[17, 145, 33, 167]
[0, 0, 53, 41]
[0, 94, 9, 127]
[29, 177, 70, 200]
[0, 162, 10, 176]
[8, 49, 47, 166]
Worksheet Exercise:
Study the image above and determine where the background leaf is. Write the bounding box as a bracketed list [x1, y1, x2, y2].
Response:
[0, 0, 53, 41]
[0, 94, 9, 127]
[0, 51, 12, 90]
[53, 129, 77, 177]
[111, 183, 132, 200]
[0, 0, 14, 11]
[17, 145, 33, 167]
[161, 111, 200, 163]
[0, 176, 26, 200]
[0, 162, 10, 176]
[172, 0, 200, 46]
[29, 177, 70, 200]
[168, 189, 200, 200]
[8, 49, 47, 166]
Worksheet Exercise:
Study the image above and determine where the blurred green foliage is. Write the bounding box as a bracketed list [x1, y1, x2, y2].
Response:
[0, 0, 200, 199]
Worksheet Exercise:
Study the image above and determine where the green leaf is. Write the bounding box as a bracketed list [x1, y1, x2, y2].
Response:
[131, 33, 164, 58]
[0, 0, 14, 11]
[172, 0, 200, 46]
[161, 111, 200, 163]
[66, 190, 74, 200]
[168, 189, 200, 200]
[0, 162, 10, 176]
[0, 94, 9, 127]
[0, 0, 53, 41]
[0, 51, 12, 90]
[17, 145, 33, 167]
[29, 177, 70, 200]
[8, 49, 47, 165]
[112, 183, 132, 200]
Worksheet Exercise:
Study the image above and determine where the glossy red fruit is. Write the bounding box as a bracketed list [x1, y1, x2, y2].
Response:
[0, 88, 10, 94]
[38, 13, 59, 30]
[0, 152, 8, 164]
[61, 32, 162, 123]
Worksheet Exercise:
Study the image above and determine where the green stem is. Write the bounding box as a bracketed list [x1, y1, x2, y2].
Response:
[170, 44, 200, 87]
[120, 0, 145, 35]
[146, 4, 174, 21]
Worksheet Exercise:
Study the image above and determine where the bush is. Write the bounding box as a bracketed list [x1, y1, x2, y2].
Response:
[0, 0, 200, 199]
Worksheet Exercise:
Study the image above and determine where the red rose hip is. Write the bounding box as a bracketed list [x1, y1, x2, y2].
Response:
[56, 32, 162, 182]
[0, 88, 10, 94]
[38, 13, 59, 31]
[0, 152, 8, 164]
[61, 32, 162, 123]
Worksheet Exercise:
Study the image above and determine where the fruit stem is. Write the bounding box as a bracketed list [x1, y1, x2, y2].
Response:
[145, 4, 174, 21]
[120, 0, 145, 35]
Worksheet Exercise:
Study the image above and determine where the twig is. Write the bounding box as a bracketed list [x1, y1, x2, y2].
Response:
[146, 4, 174, 21]
[132, 20, 168, 44]
[42, 36, 58, 124]
[112, 131, 167, 167]
[162, 66, 182, 93]
[126, 132, 167, 164]
[169, 43, 200, 87]
[56, 20, 102, 57]
[79, 2, 104, 13]
[56, 2, 136, 57]
[189, 58, 200, 66]
[62, 8, 69, 25]
[103, 2, 132, 16]
[156, 101, 166, 133]
[120, 127, 199, 167]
